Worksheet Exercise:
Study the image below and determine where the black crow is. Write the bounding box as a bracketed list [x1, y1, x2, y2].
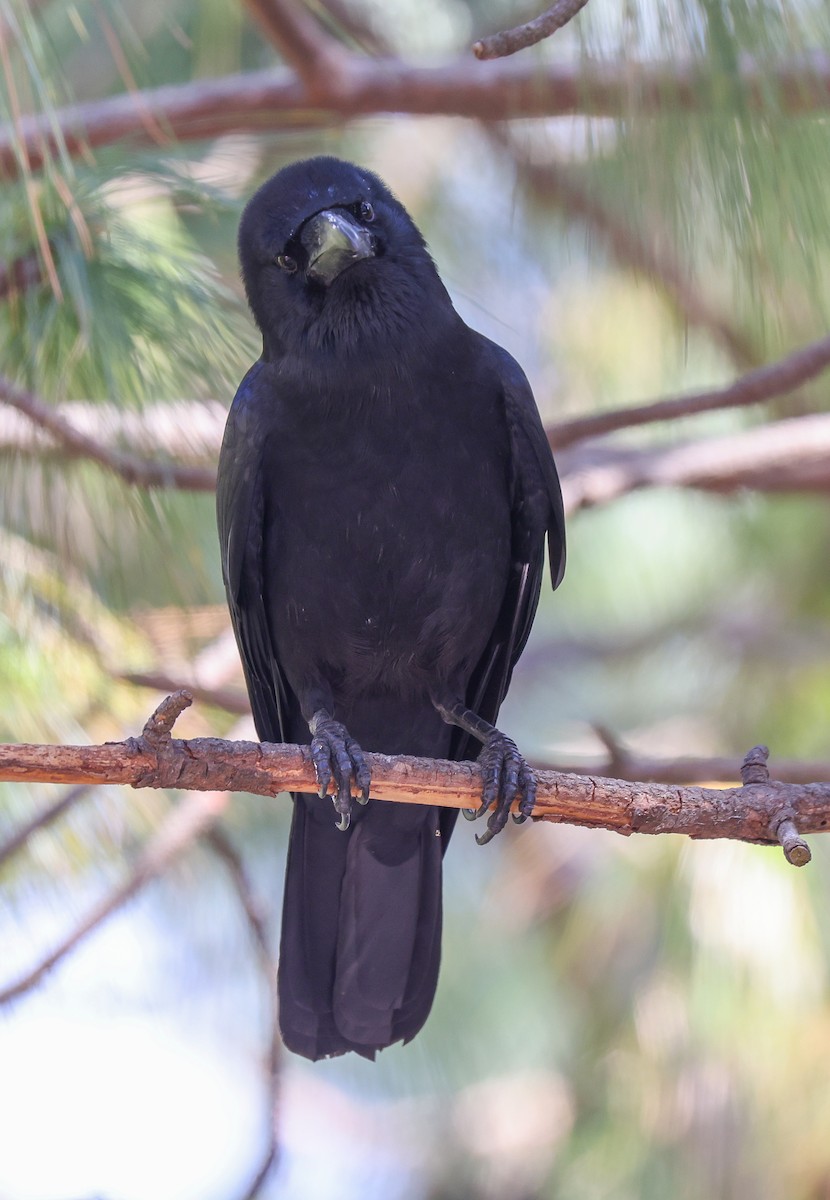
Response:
[217, 157, 565, 1060]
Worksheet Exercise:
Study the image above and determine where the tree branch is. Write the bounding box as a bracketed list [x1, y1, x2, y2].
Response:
[0, 784, 90, 869]
[118, 670, 250, 715]
[550, 331, 830, 448]
[107, 673, 830, 792]
[204, 824, 280, 1199]
[509, 152, 760, 369]
[0, 693, 825, 869]
[537, 747, 830, 789]
[241, 0, 350, 92]
[473, 0, 591, 60]
[4, 53, 830, 178]
[314, 0, 392, 56]
[0, 786, 229, 1006]
[0, 375, 216, 490]
[558, 412, 830, 512]
[0, 399, 224, 465]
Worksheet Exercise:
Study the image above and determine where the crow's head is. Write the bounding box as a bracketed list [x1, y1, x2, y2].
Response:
[238, 157, 453, 357]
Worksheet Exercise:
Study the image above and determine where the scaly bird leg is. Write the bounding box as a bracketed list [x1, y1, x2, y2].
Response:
[433, 699, 537, 845]
[308, 709, 371, 831]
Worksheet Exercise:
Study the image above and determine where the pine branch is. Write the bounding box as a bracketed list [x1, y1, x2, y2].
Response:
[0, 693, 821, 869]
[559, 412, 830, 513]
[0, 786, 229, 1005]
[550, 332, 830, 448]
[537, 747, 830, 788]
[509, 152, 760, 369]
[241, 0, 349, 91]
[0, 399, 223, 464]
[473, 0, 591, 60]
[0, 375, 216, 490]
[204, 824, 280, 1199]
[0, 784, 90, 868]
[3, 53, 830, 178]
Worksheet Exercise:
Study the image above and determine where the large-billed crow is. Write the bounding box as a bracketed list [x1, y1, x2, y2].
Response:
[217, 157, 565, 1060]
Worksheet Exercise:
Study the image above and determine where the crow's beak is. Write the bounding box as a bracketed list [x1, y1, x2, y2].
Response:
[300, 209, 375, 285]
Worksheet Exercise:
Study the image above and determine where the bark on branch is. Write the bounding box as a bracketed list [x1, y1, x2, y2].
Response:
[558, 412, 830, 513]
[473, 0, 591, 60]
[5, 52, 830, 179]
[0, 376, 217, 490]
[0, 692, 821, 867]
[550, 331, 830, 448]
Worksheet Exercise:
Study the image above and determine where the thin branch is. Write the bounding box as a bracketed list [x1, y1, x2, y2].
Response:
[0, 697, 248, 1012]
[0, 399, 225, 464]
[116, 624, 250, 715]
[313, 0, 392, 56]
[0, 694, 826, 864]
[118, 670, 250, 715]
[204, 825, 273, 979]
[3, 53, 830, 178]
[536, 748, 830, 788]
[0, 375, 216, 490]
[550, 332, 830, 449]
[204, 825, 280, 1198]
[0, 784, 90, 869]
[0, 787, 229, 1006]
[510, 154, 759, 369]
[473, 0, 590, 60]
[241, 0, 349, 91]
[558, 412, 830, 513]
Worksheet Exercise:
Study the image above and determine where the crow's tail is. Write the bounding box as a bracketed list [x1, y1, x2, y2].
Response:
[278, 792, 445, 1061]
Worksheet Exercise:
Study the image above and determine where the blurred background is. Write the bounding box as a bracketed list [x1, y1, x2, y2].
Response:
[2, 0, 830, 1196]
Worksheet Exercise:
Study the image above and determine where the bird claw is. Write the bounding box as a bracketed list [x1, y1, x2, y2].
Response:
[309, 713, 371, 831]
[473, 731, 537, 845]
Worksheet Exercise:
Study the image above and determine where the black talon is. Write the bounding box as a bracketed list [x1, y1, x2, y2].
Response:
[471, 729, 536, 845]
[307, 709, 371, 831]
[351, 746, 371, 804]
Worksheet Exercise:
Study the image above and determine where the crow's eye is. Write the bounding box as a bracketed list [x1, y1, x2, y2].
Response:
[276, 253, 297, 274]
[358, 201, 375, 223]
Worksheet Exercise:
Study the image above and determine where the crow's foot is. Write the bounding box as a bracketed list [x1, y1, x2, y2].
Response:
[469, 731, 537, 846]
[309, 711, 370, 831]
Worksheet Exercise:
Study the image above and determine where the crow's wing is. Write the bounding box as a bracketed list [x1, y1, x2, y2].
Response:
[456, 336, 566, 756]
[216, 362, 289, 745]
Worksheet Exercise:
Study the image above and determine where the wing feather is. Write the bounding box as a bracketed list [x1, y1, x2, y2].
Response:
[217, 363, 289, 744]
[453, 336, 566, 758]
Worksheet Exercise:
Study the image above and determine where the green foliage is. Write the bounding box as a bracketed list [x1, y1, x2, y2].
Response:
[0, 172, 252, 402]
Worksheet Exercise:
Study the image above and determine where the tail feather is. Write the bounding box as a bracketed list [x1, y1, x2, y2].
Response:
[278, 792, 444, 1060]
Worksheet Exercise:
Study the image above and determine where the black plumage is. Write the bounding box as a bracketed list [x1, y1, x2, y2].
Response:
[217, 157, 565, 1060]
